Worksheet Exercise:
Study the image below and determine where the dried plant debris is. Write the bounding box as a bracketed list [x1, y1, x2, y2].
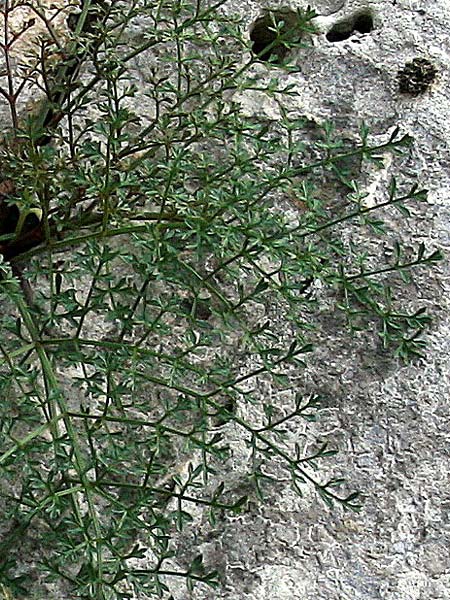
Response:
[398, 57, 437, 96]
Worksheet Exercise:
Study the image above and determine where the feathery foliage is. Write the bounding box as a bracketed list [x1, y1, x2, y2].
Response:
[0, 1, 441, 598]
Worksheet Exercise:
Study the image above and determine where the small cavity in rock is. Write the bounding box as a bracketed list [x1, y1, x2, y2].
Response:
[250, 10, 300, 64]
[326, 11, 374, 42]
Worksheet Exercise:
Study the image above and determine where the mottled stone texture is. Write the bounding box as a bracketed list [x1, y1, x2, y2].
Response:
[3, 0, 450, 598]
[164, 1, 450, 598]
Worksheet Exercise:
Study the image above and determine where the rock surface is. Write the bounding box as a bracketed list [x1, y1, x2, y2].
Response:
[2, 1, 450, 599]
[163, 1, 450, 598]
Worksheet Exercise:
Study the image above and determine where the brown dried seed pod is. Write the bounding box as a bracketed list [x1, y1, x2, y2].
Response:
[398, 57, 437, 96]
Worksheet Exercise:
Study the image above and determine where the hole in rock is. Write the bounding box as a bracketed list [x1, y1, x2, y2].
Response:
[0, 200, 43, 261]
[0, 203, 20, 239]
[326, 11, 374, 42]
[67, 12, 80, 31]
[353, 13, 374, 34]
[67, 10, 99, 33]
[250, 10, 300, 64]
[180, 297, 212, 321]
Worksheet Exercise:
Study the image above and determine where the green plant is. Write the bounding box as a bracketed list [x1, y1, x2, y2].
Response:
[0, 1, 442, 598]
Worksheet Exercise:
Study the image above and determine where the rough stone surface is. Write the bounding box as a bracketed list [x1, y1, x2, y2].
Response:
[162, 1, 450, 598]
[2, 1, 450, 598]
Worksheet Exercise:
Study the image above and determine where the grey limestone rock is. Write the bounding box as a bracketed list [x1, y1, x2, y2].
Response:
[163, 1, 450, 598]
[1, 1, 449, 598]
